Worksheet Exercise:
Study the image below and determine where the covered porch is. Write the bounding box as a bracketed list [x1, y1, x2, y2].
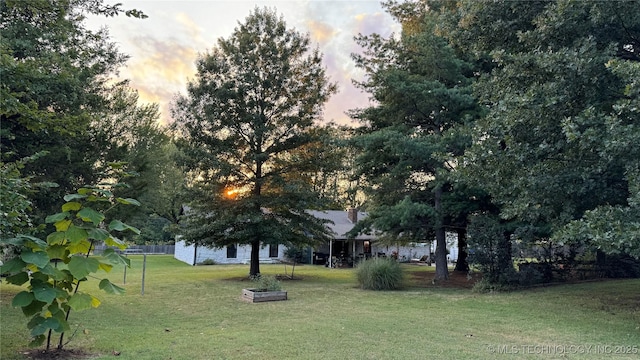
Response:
[313, 238, 379, 268]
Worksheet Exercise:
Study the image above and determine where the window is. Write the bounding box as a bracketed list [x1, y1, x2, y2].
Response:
[269, 244, 278, 258]
[227, 244, 237, 258]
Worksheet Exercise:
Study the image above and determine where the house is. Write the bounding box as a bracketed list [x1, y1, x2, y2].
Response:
[174, 209, 455, 266]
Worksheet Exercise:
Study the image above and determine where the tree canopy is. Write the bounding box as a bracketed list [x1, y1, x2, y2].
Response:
[349, 0, 482, 280]
[449, 0, 640, 258]
[172, 7, 337, 276]
[0, 0, 153, 221]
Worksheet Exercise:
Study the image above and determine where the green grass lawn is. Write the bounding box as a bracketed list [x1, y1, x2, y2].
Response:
[1, 255, 639, 359]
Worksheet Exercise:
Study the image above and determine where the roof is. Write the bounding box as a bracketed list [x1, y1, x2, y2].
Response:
[306, 210, 376, 241]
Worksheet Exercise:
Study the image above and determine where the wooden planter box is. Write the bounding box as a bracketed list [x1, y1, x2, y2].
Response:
[242, 288, 288, 303]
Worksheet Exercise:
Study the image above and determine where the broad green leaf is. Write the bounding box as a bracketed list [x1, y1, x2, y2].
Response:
[32, 281, 57, 304]
[63, 193, 87, 201]
[108, 220, 141, 234]
[40, 264, 68, 281]
[0, 237, 25, 246]
[30, 271, 49, 282]
[21, 250, 50, 268]
[45, 212, 70, 223]
[77, 188, 93, 195]
[47, 231, 66, 245]
[61, 201, 82, 212]
[6, 271, 29, 285]
[102, 248, 131, 267]
[67, 239, 92, 255]
[21, 299, 47, 317]
[46, 244, 69, 261]
[0, 257, 26, 274]
[87, 228, 109, 241]
[30, 317, 64, 336]
[20, 235, 48, 249]
[99, 279, 126, 295]
[105, 236, 127, 250]
[47, 303, 65, 320]
[3, 235, 46, 249]
[12, 291, 34, 307]
[29, 335, 46, 347]
[66, 225, 88, 243]
[68, 293, 94, 311]
[54, 287, 69, 301]
[77, 207, 104, 225]
[28, 316, 45, 335]
[54, 219, 72, 232]
[68, 256, 99, 279]
[116, 197, 141, 206]
[98, 262, 113, 272]
[76, 208, 104, 226]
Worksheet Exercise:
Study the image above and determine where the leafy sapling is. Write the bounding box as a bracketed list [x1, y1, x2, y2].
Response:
[0, 185, 140, 351]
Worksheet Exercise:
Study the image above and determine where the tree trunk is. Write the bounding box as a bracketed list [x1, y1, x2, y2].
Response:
[434, 186, 449, 281]
[454, 228, 469, 272]
[249, 239, 260, 277]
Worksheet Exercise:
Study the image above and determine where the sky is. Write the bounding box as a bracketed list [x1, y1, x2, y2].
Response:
[86, 0, 400, 126]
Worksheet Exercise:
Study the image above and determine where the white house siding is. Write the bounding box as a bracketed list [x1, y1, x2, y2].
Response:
[174, 240, 286, 265]
[174, 239, 196, 265]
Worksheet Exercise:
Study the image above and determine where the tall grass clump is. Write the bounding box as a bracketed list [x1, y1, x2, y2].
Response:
[356, 257, 404, 290]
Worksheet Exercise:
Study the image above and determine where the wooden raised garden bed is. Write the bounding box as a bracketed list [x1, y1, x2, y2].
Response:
[242, 288, 288, 303]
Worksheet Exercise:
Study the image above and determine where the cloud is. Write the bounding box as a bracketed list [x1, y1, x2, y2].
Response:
[176, 12, 205, 41]
[120, 35, 199, 125]
[96, 1, 399, 127]
[306, 19, 339, 46]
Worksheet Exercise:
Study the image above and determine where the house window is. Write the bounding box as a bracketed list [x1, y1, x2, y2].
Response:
[227, 244, 237, 258]
[269, 244, 278, 258]
[363, 241, 371, 254]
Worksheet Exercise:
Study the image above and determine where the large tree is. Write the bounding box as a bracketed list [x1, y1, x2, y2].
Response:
[449, 0, 640, 259]
[173, 8, 337, 276]
[91, 86, 185, 243]
[349, 0, 480, 280]
[0, 0, 148, 220]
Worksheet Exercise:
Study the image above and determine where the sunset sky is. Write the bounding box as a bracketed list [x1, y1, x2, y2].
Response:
[87, 1, 400, 126]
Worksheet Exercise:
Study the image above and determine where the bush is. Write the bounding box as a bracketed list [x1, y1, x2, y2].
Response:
[198, 258, 216, 265]
[355, 257, 404, 290]
[251, 275, 282, 291]
[467, 215, 518, 286]
[471, 278, 515, 293]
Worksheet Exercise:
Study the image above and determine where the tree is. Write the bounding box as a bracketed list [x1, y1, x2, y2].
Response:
[450, 0, 640, 261]
[0, 179, 138, 351]
[0, 154, 49, 263]
[349, 0, 480, 280]
[172, 8, 337, 277]
[554, 60, 640, 258]
[0, 0, 147, 220]
[90, 86, 186, 242]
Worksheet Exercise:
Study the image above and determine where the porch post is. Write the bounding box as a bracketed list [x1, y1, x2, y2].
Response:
[329, 240, 333, 268]
[352, 240, 355, 261]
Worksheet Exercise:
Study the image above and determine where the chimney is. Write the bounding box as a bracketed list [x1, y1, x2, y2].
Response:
[347, 208, 358, 223]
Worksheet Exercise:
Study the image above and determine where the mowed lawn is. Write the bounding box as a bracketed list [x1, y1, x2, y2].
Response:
[1, 255, 639, 359]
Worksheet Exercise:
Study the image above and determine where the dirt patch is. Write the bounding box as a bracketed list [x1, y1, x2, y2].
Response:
[19, 348, 99, 360]
[407, 268, 482, 289]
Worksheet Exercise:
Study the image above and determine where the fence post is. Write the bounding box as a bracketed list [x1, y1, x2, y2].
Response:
[141, 253, 147, 296]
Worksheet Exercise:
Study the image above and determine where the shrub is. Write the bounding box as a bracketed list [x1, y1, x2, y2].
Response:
[355, 257, 404, 290]
[251, 275, 282, 291]
[471, 278, 515, 293]
[198, 258, 216, 265]
[467, 214, 518, 286]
